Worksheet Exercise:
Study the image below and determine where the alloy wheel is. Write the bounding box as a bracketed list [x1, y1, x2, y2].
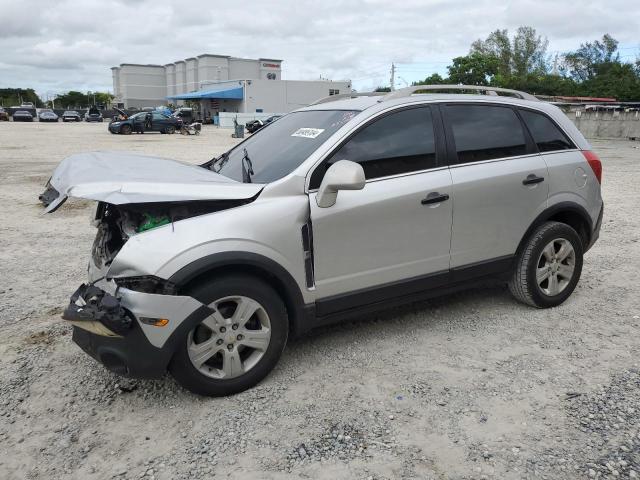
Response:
[536, 238, 576, 296]
[187, 296, 271, 379]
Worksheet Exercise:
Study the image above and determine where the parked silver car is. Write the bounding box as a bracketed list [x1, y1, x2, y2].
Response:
[44, 85, 603, 396]
[38, 109, 59, 122]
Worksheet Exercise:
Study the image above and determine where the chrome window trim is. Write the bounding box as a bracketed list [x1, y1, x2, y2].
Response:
[447, 149, 579, 169]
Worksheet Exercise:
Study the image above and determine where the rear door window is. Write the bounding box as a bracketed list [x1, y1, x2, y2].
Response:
[519, 109, 575, 152]
[310, 106, 437, 188]
[445, 105, 527, 164]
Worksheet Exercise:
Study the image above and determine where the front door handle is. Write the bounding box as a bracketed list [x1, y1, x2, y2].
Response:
[523, 174, 545, 185]
[421, 192, 450, 205]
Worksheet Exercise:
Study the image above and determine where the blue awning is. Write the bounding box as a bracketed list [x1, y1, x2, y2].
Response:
[167, 85, 243, 100]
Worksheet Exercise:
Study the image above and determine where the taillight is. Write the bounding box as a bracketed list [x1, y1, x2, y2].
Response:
[582, 150, 602, 184]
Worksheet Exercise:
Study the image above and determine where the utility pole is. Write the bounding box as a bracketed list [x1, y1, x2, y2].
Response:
[390, 63, 396, 91]
[552, 54, 559, 76]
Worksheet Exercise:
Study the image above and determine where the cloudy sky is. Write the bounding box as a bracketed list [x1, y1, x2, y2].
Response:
[0, 0, 638, 99]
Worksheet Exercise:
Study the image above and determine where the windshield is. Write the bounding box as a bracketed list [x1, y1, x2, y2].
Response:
[209, 110, 358, 183]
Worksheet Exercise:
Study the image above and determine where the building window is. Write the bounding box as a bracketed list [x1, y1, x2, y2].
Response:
[329, 89, 340, 96]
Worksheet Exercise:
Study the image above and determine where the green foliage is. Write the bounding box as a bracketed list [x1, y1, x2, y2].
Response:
[0, 88, 42, 107]
[470, 27, 548, 79]
[53, 91, 114, 108]
[55, 91, 88, 108]
[94, 92, 114, 106]
[577, 62, 640, 101]
[374, 86, 391, 92]
[413, 73, 446, 85]
[564, 34, 619, 81]
[415, 29, 640, 100]
[447, 53, 499, 85]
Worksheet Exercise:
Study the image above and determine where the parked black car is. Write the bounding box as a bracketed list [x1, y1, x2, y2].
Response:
[108, 111, 179, 134]
[245, 115, 282, 133]
[84, 106, 103, 122]
[62, 110, 82, 122]
[13, 110, 34, 122]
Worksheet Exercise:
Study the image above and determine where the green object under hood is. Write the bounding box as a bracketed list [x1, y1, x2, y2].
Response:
[137, 214, 170, 233]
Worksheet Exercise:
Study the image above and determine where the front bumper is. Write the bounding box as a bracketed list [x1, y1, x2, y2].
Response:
[64, 281, 211, 378]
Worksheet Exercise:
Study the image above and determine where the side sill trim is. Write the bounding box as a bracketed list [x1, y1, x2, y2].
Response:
[314, 255, 514, 318]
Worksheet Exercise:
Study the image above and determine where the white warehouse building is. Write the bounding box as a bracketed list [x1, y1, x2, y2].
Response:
[111, 54, 351, 120]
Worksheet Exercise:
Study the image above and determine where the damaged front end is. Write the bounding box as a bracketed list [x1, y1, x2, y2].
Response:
[63, 278, 213, 378]
[90, 198, 252, 270]
[42, 151, 265, 378]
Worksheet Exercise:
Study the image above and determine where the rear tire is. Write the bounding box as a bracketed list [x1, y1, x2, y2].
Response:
[169, 274, 289, 396]
[509, 221, 583, 308]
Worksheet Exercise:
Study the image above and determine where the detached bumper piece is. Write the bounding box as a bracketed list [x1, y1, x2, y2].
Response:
[64, 282, 210, 379]
[65, 283, 173, 378]
[63, 284, 132, 337]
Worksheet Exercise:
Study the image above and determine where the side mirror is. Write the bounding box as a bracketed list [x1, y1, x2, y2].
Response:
[316, 160, 365, 208]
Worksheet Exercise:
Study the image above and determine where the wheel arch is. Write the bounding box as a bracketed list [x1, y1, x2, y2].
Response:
[168, 252, 312, 338]
[517, 202, 593, 256]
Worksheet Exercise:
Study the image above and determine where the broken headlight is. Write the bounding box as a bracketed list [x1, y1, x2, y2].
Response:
[114, 276, 178, 295]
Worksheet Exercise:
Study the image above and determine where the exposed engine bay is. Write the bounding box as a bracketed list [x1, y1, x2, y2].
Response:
[91, 199, 253, 268]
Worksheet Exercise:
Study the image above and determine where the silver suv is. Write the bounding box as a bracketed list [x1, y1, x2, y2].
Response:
[45, 85, 603, 396]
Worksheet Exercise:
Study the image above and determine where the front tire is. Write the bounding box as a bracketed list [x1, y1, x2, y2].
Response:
[169, 274, 289, 396]
[165, 125, 176, 134]
[120, 124, 132, 135]
[509, 221, 583, 308]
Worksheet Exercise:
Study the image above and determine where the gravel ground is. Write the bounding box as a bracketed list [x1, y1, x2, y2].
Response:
[0, 122, 639, 480]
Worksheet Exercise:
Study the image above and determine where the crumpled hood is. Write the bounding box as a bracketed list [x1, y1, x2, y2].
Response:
[44, 151, 263, 212]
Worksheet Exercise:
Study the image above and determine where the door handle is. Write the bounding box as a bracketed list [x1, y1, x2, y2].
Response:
[523, 174, 545, 185]
[421, 192, 450, 205]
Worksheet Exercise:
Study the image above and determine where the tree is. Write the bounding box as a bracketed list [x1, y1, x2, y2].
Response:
[55, 91, 89, 108]
[564, 34, 620, 81]
[0, 88, 42, 107]
[374, 86, 391, 92]
[578, 62, 640, 101]
[447, 52, 499, 85]
[471, 29, 512, 78]
[54, 91, 114, 108]
[94, 92, 114, 107]
[413, 73, 447, 85]
[470, 27, 548, 81]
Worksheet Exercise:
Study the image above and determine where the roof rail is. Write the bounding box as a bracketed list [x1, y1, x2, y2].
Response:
[311, 91, 386, 106]
[379, 85, 539, 102]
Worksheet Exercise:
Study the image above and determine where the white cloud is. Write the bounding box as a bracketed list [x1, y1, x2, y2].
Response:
[0, 0, 638, 96]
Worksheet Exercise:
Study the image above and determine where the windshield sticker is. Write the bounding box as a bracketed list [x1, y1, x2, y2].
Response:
[291, 128, 325, 139]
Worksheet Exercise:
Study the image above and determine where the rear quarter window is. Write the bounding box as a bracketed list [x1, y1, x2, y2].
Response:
[519, 109, 575, 152]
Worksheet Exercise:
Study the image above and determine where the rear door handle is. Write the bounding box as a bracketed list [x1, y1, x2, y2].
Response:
[523, 174, 545, 185]
[421, 192, 450, 205]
